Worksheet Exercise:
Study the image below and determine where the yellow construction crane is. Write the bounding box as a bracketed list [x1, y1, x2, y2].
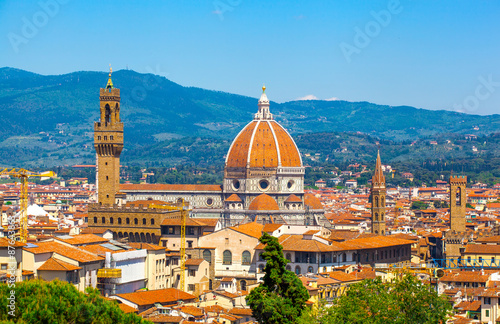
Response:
[0, 168, 55, 242]
[149, 200, 189, 292]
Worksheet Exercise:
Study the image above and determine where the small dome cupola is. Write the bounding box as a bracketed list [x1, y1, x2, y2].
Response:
[254, 85, 273, 120]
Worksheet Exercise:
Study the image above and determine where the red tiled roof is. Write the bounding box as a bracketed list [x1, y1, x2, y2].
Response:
[116, 288, 196, 306]
[55, 234, 108, 245]
[285, 194, 302, 203]
[120, 183, 222, 192]
[248, 194, 279, 211]
[184, 259, 205, 266]
[230, 222, 264, 239]
[23, 241, 104, 263]
[304, 193, 323, 210]
[464, 244, 500, 255]
[38, 257, 81, 271]
[225, 194, 242, 202]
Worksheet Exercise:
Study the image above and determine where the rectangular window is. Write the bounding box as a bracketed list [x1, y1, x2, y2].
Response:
[188, 284, 195, 291]
[188, 227, 195, 235]
[0, 264, 7, 270]
[486, 309, 490, 317]
[187, 241, 193, 248]
[168, 227, 174, 234]
[484, 297, 491, 305]
[189, 270, 196, 277]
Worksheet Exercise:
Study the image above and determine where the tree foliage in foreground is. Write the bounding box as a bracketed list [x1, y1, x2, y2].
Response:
[0, 279, 150, 324]
[298, 273, 452, 324]
[246, 232, 310, 324]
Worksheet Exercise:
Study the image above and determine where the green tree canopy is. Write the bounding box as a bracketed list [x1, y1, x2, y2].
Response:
[411, 200, 429, 210]
[298, 273, 452, 324]
[0, 279, 150, 324]
[246, 232, 310, 324]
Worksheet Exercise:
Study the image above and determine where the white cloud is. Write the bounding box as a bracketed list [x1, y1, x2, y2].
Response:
[296, 94, 318, 101]
[325, 97, 340, 101]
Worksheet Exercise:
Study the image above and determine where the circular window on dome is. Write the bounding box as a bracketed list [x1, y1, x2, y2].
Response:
[232, 180, 240, 191]
[206, 198, 213, 206]
[287, 180, 295, 191]
[259, 179, 270, 191]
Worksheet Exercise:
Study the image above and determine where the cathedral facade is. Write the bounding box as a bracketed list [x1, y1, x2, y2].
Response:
[89, 74, 327, 239]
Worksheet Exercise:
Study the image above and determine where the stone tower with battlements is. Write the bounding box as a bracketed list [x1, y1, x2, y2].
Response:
[94, 68, 123, 205]
[449, 175, 467, 232]
[371, 151, 386, 235]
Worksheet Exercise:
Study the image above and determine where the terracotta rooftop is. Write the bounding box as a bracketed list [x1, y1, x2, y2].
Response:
[116, 288, 196, 307]
[304, 193, 323, 210]
[225, 194, 242, 202]
[464, 244, 500, 255]
[285, 194, 302, 203]
[248, 194, 279, 211]
[184, 259, 205, 266]
[120, 183, 222, 192]
[38, 257, 81, 271]
[23, 241, 104, 263]
[230, 222, 264, 239]
[55, 234, 108, 246]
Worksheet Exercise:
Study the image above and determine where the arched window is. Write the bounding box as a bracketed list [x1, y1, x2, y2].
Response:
[118, 218, 122, 225]
[286, 253, 292, 261]
[151, 219, 155, 225]
[102, 217, 105, 224]
[342, 253, 347, 262]
[110, 217, 114, 224]
[259, 264, 265, 273]
[456, 187, 462, 206]
[374, 213, 378, 221]
[381, 196, 385, 207]
[105, 104, 111, 123]
[242, 251, 251, 265]
[134, 218, 138, 225]
[286, 265, 292, 271]
[374, 196, 379, 207]
[142, 218, 146, 225]
[223, 250, 232, 265]
[126, 218, 130, 225]
[307, 266, 314, 273]
[295, 266, 301, 275]
[259, 253, 264, 261]
[203, 250, 212, 264]
[93, 217, 97, 224]
[240, 280, 247, 291]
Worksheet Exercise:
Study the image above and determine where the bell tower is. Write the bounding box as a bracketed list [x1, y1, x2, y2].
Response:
[449, 175, 467, 232]
[371, 151, 386, 235]
[94, 67, 123, 205]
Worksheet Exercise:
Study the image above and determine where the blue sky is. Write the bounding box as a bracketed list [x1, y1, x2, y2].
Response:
[1, 0, 499, 115]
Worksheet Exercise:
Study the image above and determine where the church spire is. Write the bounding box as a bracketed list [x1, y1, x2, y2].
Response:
[254, 85, 273, 120]
[373, 150, 385, 184]
[106, 65, 114, 90]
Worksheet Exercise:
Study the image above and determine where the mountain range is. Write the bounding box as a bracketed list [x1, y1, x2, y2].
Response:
[0, 67, 499, 167]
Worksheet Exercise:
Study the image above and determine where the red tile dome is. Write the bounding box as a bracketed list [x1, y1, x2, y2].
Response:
[248, 194, 280, 211]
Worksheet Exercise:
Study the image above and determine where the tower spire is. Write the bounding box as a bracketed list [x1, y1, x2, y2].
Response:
[106, 64, 114, 90]
[373, 150, 385, 184]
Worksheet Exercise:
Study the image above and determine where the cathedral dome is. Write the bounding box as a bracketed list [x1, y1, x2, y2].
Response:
[248, 194, 280, 211]
[225, 88, 302, 169]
